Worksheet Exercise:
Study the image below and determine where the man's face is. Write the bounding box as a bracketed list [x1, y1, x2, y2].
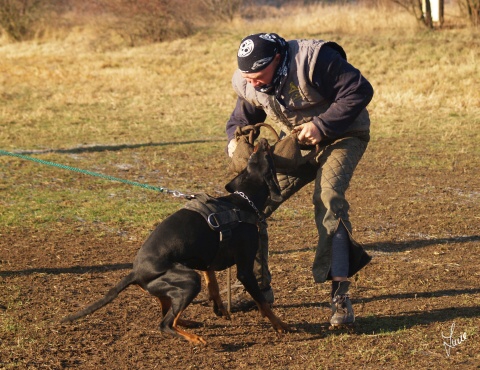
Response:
[241, 54, 281, 88]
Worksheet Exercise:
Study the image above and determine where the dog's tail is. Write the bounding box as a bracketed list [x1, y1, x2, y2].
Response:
[61, 271, 136, 323]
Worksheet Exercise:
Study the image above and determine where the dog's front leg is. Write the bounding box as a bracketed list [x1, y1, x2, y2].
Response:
[237, 270, 290, 333]
[256, 302, 290, 333]
[203, 270, 231, 319]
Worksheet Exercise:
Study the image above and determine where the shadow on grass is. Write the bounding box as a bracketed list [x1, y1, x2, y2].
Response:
[357, 288, 480, 303]
[272, 235, 480, 255]
[290, 305, 479, 337]
[14, 139, 224, 155]
[364, 235, 480, 253]
[280, 287, 480, 337]
[0, 263, 133, 277]
[281, 288, 480, 312]
[355, 305, 480, 335]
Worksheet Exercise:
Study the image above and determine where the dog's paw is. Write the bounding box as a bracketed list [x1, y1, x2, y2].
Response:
[274, 321, 291, 333]
[213, 302, 231, 320]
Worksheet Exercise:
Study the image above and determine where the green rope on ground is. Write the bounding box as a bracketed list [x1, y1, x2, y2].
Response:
[0, 149, 188, 196]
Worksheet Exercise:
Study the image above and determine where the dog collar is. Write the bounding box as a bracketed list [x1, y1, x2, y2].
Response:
[233, 191, 265, 221]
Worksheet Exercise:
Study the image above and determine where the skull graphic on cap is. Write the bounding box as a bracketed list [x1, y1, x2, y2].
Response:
[237, 33, 283, 73]
[238, 39, 254, 57]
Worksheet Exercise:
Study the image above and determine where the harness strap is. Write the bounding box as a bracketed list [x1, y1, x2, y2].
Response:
[183, 193, 259, 274]
[206, 209, 258, 229]
[183, 193, 259, 234]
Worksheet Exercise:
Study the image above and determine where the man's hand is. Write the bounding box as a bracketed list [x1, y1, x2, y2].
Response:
[227, 139, 237, 157]
[294, 122, 323, 145]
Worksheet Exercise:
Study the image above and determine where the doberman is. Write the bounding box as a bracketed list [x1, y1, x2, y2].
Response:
[62, 138, 290, 345]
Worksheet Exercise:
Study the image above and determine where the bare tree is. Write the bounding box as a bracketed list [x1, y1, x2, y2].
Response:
[459, 0, 479, 26]
[390, 0, 444, 28]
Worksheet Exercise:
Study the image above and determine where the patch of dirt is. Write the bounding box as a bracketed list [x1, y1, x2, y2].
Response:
[1, 143, 479, 369]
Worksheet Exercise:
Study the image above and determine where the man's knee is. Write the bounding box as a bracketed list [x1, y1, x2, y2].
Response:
[314, 189, 350, 234]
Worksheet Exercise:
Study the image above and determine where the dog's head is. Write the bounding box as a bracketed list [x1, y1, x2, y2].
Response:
[225, 138, 282, 203]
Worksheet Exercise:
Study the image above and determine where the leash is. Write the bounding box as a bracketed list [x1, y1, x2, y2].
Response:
[2, 148, 238, 310]
[0, 149, 195, 199]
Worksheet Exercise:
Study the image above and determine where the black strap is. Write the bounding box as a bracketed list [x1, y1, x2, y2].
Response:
[184, 193, 259, 232]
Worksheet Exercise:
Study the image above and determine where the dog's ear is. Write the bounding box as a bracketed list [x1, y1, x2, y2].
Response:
[225, 170, 245, 193]
[265, 170, 282, 202]
[264, 153, 282, 202]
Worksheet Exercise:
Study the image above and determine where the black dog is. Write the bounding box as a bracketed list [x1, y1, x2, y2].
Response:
[62, 139, 290, 345]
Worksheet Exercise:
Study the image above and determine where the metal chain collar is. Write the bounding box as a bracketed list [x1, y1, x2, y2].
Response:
[233, 191, 264, 220]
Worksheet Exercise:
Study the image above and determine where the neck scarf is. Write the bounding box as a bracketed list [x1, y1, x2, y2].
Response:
[256, 42, 289, 96]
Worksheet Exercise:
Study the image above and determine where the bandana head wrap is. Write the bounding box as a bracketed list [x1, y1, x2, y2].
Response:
[237, 33, 289, 95]
[237, 33, 285, 72]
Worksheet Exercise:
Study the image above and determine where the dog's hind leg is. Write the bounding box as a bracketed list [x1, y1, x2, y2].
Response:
[203, 270, 230, 319]
[146, 264, 205, 345]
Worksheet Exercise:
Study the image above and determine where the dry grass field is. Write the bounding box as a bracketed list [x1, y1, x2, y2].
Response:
[1, 3, 479, 369]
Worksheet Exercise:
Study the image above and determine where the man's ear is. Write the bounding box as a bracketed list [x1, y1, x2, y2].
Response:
[273, 53, 282, 65]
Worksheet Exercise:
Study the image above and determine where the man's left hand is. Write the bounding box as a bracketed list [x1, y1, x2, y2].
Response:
[294, 122, 323, 145]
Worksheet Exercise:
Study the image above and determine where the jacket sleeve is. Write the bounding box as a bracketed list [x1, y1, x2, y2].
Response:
[311, 44, 374, 138]
[225, 97, 267, 141]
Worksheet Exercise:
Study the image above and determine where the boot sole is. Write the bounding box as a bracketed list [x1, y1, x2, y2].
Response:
[328, 322, 355, 332]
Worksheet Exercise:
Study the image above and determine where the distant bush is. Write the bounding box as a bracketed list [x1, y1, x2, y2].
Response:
[0, 0, 250, 44]
[0, 0, 43, 41]
[0, 0, 74, 41]
[0, 0, 476, 44]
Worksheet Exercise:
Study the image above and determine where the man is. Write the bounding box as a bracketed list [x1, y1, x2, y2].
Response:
[226, 33, 373, 327]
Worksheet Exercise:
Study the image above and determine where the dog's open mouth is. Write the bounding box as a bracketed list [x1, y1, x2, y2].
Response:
[255, 137, 274, 151]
